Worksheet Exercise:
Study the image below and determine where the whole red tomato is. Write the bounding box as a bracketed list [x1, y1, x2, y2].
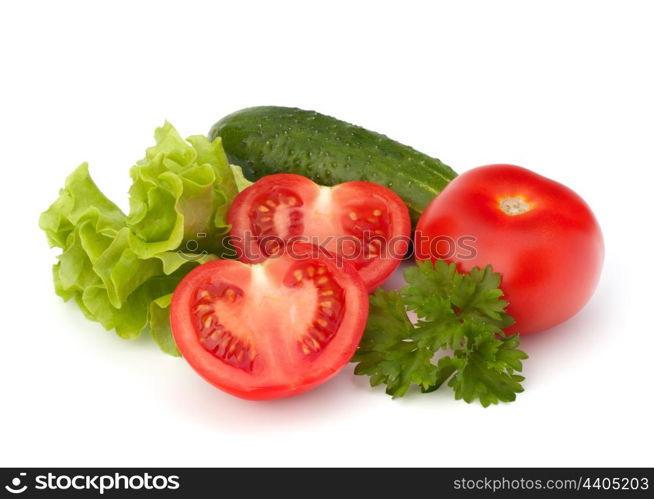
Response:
[415, 164, 603, 335]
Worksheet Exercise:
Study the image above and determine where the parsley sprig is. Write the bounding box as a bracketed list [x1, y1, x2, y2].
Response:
[352, 260, 528, 406]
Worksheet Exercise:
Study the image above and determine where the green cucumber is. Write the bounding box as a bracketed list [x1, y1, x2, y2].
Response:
[209, 106, 457, 223]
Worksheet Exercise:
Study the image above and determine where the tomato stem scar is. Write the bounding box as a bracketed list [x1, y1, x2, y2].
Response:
[499, 196, 533, 215]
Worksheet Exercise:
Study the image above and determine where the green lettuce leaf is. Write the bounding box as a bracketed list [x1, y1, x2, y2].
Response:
[230, 164, 253, 191]
[40, 162, 125, 247]
[127, 122, 238, 259]
[150, 294, 179, 357]
[39, 123, 238, 354]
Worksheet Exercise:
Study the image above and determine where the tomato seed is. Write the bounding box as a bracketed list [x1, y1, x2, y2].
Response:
[192, 283, 254, 372]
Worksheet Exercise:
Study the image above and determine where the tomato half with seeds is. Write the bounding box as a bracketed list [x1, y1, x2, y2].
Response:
[170, 244, 368, 400]
[228, 174, 411, 291]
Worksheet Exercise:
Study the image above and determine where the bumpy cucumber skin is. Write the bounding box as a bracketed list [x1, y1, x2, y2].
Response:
[209, 106, 457, 223]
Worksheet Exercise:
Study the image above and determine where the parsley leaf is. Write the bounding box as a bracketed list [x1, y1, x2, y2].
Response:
[353, 291, 438, 397]
[352, 260, 528, 406]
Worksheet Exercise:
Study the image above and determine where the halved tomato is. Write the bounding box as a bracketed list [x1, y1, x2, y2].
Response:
[228, 174, 411, 291]
[170, 244, 369, 400]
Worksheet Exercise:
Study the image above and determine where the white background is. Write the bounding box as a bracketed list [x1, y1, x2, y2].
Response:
[1, 0, 652, 467]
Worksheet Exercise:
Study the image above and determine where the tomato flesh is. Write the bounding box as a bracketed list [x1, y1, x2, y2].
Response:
[171, 245, 368, 400]
[229, 174, 411, 291]
[416, 164, 604, 335]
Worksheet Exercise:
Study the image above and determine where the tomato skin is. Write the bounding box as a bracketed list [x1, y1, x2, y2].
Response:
[228, 173, 411, 292]
[415, 164, 604, 335]
[170, 244, 368, 400]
